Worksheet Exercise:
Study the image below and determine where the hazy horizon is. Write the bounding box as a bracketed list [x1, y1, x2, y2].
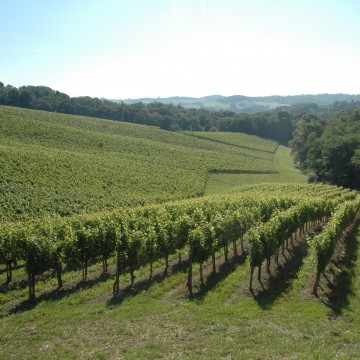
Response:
[1, 0, 360, 99]
[115, 92, 360, 101]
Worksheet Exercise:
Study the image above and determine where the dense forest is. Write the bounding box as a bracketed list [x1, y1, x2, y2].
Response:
[289, 109, 360, 189]
[1, 81, 360, 189]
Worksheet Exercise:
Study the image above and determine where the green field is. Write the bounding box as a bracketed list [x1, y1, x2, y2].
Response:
[1, 106, 360, 360]
[187, 131, 279, 153]
[0, 106, 277, 221]
[204, 145, 307, 195]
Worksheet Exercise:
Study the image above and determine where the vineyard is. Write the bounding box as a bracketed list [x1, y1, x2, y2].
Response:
[1, 183, 359, 302]
[1, 183, 360, 357]
[1, 106, 360, 358]
[0, 106, 278, 222]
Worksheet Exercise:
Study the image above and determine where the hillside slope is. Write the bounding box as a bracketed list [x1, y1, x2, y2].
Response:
[0, 106, 278, 221]
[205, 146, 307, 194]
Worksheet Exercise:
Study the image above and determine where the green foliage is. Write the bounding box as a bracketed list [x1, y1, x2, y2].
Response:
[25, 234, 55, 276]
[351, 147, 360, 169]
[3, 225, 360, 358]
[0, 221, 27, 265]
[312, 199, 360, 273]
[249, 195, 344, 274]
[290, 109, 360, 189]
[0, 106, 278, 221]
[3, 182, 356, 299]
[289, 113, 325, 169]
[1, 157, 360, 360]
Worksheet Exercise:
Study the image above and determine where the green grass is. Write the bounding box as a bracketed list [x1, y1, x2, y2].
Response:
[204, 145, 307, 195]
[188, 131, 278, 153]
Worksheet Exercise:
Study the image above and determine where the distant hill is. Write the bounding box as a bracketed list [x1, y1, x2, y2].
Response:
[117, 93, 360, 114]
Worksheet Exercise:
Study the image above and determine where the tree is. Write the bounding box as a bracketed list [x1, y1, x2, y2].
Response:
[5, 85, 19, 105]
[18, 87, 35, 108]
[289, 113, 325, 169]
[351, 148, 360, 169]
[307, 172, 319, 183]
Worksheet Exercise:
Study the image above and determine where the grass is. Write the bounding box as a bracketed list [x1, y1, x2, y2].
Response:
[187, 131, 278, 153]
[204, 145, 307, 195]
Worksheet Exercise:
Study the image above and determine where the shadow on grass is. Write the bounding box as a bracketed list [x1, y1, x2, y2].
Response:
[107, 260, 188, 307]
[251, 238, 309, 310]
[189, 252, 248, 302]
[0, 279, 28, 294]
[0, 259, 101, 294]
[0, 263, 24, 276]
[6, 272, 112, 317]
[2, 258, 189, 316]
[325, 224, 359, 316]
[0, 268, 58, 294]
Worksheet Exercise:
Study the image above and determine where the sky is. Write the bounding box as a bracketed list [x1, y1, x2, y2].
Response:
[1, 0, 360, 99]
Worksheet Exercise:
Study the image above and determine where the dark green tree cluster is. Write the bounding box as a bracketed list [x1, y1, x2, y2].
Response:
[290, 109, 360, 189]
[0, 83, 70, 110]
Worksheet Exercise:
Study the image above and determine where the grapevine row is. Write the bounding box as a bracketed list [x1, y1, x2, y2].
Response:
[311, 199, 360, 295]
[0, 193, 294, 300]
[248, 198, 333, 290]
[0, 184, 358, 300]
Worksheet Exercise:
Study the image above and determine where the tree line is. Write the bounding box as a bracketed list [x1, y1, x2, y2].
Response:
[0, 82, 297, 143]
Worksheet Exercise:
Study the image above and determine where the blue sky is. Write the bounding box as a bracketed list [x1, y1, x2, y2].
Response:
[1, 0, 360, 98]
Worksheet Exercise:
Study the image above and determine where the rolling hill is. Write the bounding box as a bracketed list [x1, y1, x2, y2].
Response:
[0, 105, 281, 221]
[119, 93, 360, 114]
